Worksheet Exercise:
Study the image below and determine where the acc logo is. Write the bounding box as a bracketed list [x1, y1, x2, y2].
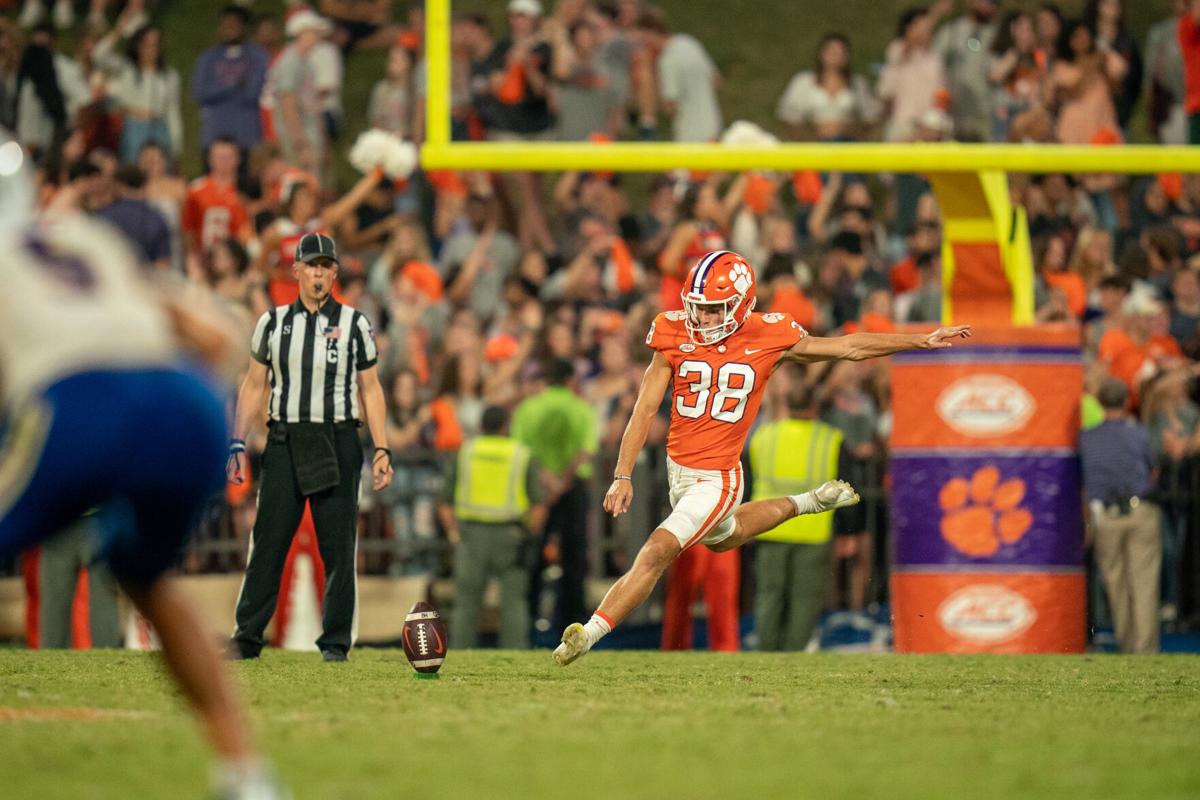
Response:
[664, 310, 686, 321]
[936, 374, 1035, 437]
[761, 312, 784, 323]
[680, 343, 696, 352]
[938, 584, 1037, 644]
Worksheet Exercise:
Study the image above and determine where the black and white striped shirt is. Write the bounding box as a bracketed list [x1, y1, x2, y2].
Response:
[250, 299, 378, 424]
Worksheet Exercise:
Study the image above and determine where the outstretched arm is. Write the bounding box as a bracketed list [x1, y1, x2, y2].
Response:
[783, 325, 972, 363]
[602, 351, 673, 517]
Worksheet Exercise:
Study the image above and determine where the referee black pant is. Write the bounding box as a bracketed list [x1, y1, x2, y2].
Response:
[233, 424, 362, 656]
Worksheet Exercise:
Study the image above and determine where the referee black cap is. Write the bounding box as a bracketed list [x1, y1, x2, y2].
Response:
[296, 232, 339, 265]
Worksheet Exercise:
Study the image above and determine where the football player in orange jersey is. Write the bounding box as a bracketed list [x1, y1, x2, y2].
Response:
[553, 250, 971, 665]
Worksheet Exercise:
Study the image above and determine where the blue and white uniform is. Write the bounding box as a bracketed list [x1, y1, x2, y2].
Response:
[0, 214, 227, 585]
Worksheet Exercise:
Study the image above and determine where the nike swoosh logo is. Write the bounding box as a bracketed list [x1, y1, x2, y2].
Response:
[745, 348, 762, 355]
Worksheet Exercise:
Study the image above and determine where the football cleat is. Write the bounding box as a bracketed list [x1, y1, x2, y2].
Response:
[680, 250, 757, 345]
[552, 622, 590, 666]
[812, 480, 860, 511]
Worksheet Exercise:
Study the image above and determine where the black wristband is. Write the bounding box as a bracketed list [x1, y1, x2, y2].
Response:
[373, 447, 392, 464]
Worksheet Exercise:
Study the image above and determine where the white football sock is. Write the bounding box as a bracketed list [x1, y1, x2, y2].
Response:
[789, 491, 822, 516]
[583, 613, 613, 646]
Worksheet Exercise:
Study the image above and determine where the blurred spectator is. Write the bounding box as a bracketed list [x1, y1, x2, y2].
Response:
[137, 139, 185, 274]
[1080, 378, 1161, 654]
[32, 515, 120, 649]
[1142, 224, 1183, 297]
[1083, 0, 1142, 133]
[776, 33, 880, 142]
[339, 176, 400, 260]
[1086, 274, 1130, 356]
[1181, 0, 1200, 144]
[821, 360, 880, 611]
[825, 229, 888, 329]
[440, 405, 547, 649]
[1036, 233, 1086, 319]
[807, 173, 886, 254]
[1145, 0, 1188, 144]
[587, 0, 633, 137]
[513, 357, 597, 634]
[321, 0, 400, 54]
[878, 4, 948, 142]
[1169, 267, 1200, 349]
[95, 163, 172, 272]
[266, 8, 331, 173]
[14, 23, 67, 155]
[482, 0, 557, 253]
[1069, 225, 1117, 294]
[310, 10, 347, 158]
[987, 11, 1045, 142]
[198, 237, 269, 319]
[1047, 18, 1126, 144]
[191, 4, 268, 155]
[96, 18, 183, 163]
[1142, 366, 1199, 625]
[455, 11, 499, 140]
[934, 0, 1001, 142]
[1036, 2, 1065, 65]
[634, 4, 721, 142]
[550, 16, 618, 141]
[0, 19, 23, 130]
[440, 191, 520, 321]
[888, 218, 940, 295]
[750, 375, 843, 651]
[182, 137, 251, 255]
[367, 42, 414, 138]
[254, 12, 286, 60]
[660, 544, 740, 652]
[1100, 293, 1184, 404]
[894, 249, 943, 323]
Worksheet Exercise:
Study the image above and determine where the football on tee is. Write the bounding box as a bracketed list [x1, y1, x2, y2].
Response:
[403, 602, 448, 674]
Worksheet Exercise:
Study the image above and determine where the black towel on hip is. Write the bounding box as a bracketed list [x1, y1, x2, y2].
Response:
[287, 422, 341, 496]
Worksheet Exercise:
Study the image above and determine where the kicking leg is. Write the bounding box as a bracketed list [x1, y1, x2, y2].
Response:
[553, 529, 680, 666]
[709, 481, 860, 553]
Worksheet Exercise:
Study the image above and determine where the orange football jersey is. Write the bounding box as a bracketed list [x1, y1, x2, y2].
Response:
[182, 176, 249, 251]
[647, 310, 807, 470]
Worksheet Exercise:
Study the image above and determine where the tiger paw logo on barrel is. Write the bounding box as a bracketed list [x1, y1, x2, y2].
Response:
[938, 466, 1033, 558]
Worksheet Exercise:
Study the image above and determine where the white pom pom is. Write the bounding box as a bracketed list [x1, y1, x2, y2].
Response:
[720, 120, 779, 147]
[384, 140, 418, 180]
[348, 130, 419, 180]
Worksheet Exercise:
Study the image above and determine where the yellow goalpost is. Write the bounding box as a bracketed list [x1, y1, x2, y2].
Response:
[419, 0, 1200, 325]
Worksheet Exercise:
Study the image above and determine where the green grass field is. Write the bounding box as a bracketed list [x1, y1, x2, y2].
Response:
[3, 649, 1199, 799]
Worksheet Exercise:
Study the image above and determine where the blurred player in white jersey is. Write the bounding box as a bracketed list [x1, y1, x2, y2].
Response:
[0, 132, 285, 799]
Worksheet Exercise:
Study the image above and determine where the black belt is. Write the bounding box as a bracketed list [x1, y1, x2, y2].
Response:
[1101, 496, 1148, 518]
[268, 419, 362, 432]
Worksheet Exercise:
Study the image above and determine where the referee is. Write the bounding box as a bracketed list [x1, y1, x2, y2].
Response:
[226, 232, 393, 662]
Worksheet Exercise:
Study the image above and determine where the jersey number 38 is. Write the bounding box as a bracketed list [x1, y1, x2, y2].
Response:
[675, 360, 756, 424]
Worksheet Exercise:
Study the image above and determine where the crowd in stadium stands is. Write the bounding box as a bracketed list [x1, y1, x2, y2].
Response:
[4, 0, 1200, 646]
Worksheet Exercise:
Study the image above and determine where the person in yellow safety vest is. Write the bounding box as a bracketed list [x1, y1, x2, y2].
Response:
[438, 405, 548, 649]
[748, 380, 846, 651]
